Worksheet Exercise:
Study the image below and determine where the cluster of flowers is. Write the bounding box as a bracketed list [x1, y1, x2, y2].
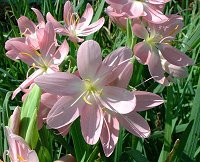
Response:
[3, 0, 193, 161]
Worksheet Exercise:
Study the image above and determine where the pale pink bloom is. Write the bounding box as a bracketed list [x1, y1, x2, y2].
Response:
[17, 8, 46, 49]
[35, 40, 136, 146]
[99, 53, 163, 156]
[4, 127, 39, 162]
[105, 0, 170, 23]
[133, 15, 193, 85]
[47, 1, 105, 42]
[105, 6, 127, 30]
[5, 22, 69, 99]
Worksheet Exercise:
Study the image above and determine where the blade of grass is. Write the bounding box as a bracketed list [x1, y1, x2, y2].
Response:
[184, 74, 200, 159]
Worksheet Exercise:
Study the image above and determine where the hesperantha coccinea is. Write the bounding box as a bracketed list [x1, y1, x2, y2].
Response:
[2, 0, 196, 161]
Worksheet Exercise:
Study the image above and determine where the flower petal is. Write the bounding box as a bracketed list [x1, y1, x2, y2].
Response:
[100, 86, 136, 114]
[46, 12, 63, 29]
[39, 22, 57, 59]
[132, 23, 149, 39]
[148, 50, 169, 85]
[31, 8, 45, 28]
[17, 16, 36, 34]
[111, 62, 133, 88]
[100, 114, 119, 157]
[12, 69, 43, 99]
[117, 112, 150, 138]
[143, 4, 168, 23]
[76, 3, 93, 30]
[77, 17, 105, 36]
[132, 91, 163, 111]
[63, 1, 74, 27]
[57, 124, 71, 136]
[160, 44, 194, 66]
[27, 151, 39, 162]
[77, 40, 102, 80]
[98, 47, 132, 86]
[122, 1, 144, 18]
[134, 42, 151, 64]
[80, 104, 103, 145]
[162, 60, 188, 78]
[47, 96, 83, 129]
[53, 40, 69, 65]
[35, 72, 84, 96]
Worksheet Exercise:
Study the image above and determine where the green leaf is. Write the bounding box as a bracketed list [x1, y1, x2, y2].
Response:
[19, 84, 41, 149]
[184, 75, 200, 159]
[38, 146, 52, 162]
[120, 149, 149, 162]
[71, 118, 89, 162]
[158, 86, 173, 162]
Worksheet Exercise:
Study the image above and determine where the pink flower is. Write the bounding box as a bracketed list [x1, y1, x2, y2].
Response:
[4, 127, 39, 162]
[99, 52, 163, 156]
[5, 22, 69, 99]
[105, 0, 170, 23]
[35, 40, 136, 146]
[105, 6, 127, 30]
[47, 1, 105, 42]
[133, 15, 193, 85]
[17, 8, 46, 49]
[35, 40, 163, 156]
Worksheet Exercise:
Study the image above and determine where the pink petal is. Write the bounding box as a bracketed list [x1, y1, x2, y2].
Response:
[148, 50, 169, 85]
[124, 1, 144, 18]
[41, 93, 61, 108]
[47, 96, 83, 129]
[31, 8, 45, 28]
[132, 91, 163, 111]
[57, 124, 71, 136]
[76, 3, 93, 30]
[5, 38, 25, 60]
[100, 114, 119, 157]
[80, 104, 103, 145]
[38, 103, 49, 129]
[17, 16, 36, 34]
[132, 23, 149, 39]
[100, 86, 136, 114]
[77, 40, 102, 80]
[39, 22, 57, 59]
[111, 62, 133, 88]
[143, 4, 168, 23]
[134, 42, 151, 64]
[148, 0, 170, 4]
[162, 60, 188, 78]
[9, 106, 21, 135]
[27, 151, 39, 162]
[77, 17, 105, 36]
[6, 41, 37, 66]
[99, 47, 132, 86]
[46, 12, 63, 29]
[34, 72, 84, 96]
[117, 112, 150, 138]
[160, 44, 194, 66]
[63, 1, 74, 27]
[53, 40, 69, 65]
[12, 69, 43, 99]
